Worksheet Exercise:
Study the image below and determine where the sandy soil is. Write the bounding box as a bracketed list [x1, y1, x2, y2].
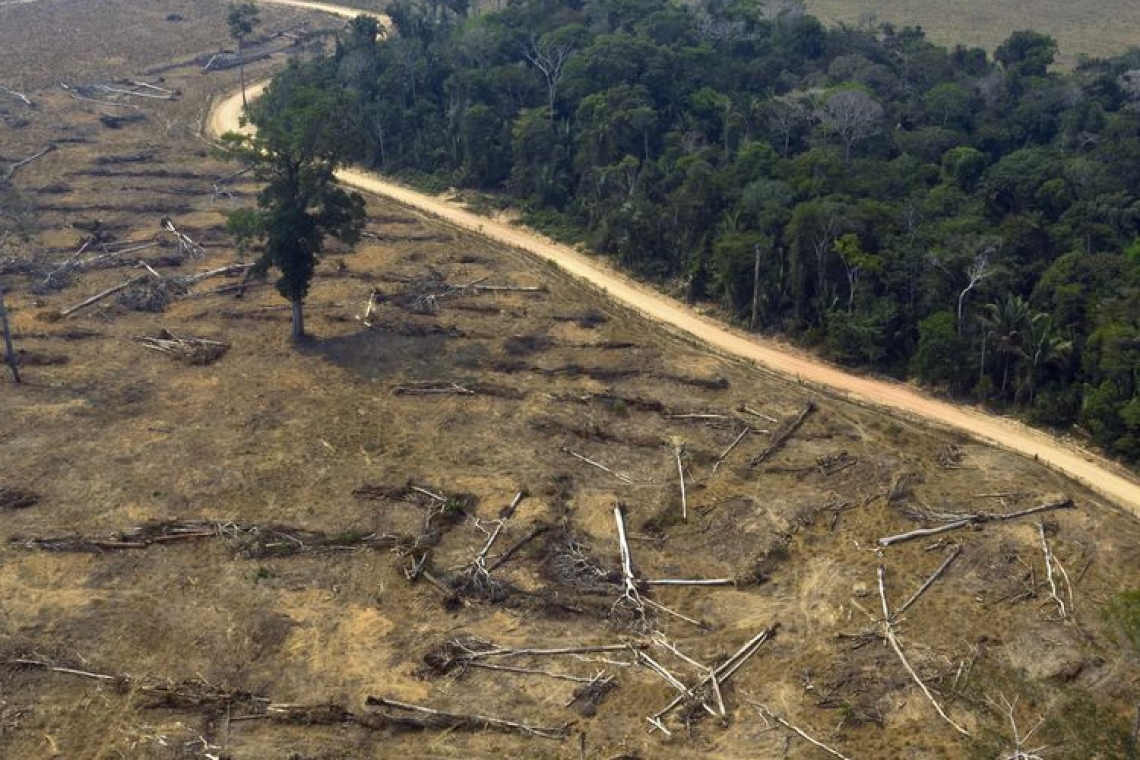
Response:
[209, 0, 1140, 517]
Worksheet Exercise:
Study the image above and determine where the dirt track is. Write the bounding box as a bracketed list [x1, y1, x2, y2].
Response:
[208, 0, 1140, 516]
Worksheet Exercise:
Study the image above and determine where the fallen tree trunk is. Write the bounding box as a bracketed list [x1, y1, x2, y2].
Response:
[364, 695, 569, 740]
[3, 144, 54, 182]
[749, 400, 816, 467]
[58, 276, 145, 318]
[877, 498, 1073, 547]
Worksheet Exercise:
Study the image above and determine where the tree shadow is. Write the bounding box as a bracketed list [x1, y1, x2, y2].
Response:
[300, 324, 489, 383]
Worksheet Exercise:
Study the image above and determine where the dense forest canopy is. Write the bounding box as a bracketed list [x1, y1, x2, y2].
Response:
[277, 0, 1140, 463]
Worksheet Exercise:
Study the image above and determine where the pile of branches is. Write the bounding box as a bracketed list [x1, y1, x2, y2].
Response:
[541, 530, 618, 594]
[136, 330, 229, 365]
[118, 279, 172, 312]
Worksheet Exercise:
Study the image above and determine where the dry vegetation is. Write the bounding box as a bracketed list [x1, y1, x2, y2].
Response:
[2, 1, 1140, 759]
[803, 0, 1140, 65]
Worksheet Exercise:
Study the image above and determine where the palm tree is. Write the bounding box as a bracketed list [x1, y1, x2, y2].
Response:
[979, 294, 1038, 399]
[1019, 317, 1072, 404]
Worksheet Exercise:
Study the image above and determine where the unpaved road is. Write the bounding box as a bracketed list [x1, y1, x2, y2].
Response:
[209, 0, 1140, 515]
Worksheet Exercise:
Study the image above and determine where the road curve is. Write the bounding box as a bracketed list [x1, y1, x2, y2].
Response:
[209, 0, 1140, 515]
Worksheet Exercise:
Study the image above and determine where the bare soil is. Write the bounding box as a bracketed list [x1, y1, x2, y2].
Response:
[2, 2, 1140, 760]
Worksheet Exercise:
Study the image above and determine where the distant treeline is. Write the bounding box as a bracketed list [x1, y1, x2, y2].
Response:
[272, 0, 1140, 462]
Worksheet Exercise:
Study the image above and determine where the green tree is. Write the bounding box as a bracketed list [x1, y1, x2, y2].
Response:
[222, 64, 366, 340]
[911, 310, 974, 392]
[227, 2, 261, 110]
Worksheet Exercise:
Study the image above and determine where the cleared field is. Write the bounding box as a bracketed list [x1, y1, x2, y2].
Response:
[805, 0, 1140, 64]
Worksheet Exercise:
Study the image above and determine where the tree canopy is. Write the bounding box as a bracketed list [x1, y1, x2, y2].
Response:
[222, 60, 366, 339]
[257, 0, 1140, 463]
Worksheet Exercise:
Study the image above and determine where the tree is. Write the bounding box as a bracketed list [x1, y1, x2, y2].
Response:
[814, 87, 883, 163]
[523, 29, 578, 123]
[994, 30, 1057, 78]
[222, 64, 366, 339]
[911, 310, 974, 392]
[227, 2, 261, 110]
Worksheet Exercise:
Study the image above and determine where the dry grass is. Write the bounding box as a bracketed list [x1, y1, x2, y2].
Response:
[804, 0, 1140, 65]
[1, 2, 1140, 760]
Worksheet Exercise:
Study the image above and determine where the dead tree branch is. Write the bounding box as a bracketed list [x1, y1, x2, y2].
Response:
[0, 85, 31, 106]
[394, 382, 475, 396]
[648, 625, 777, 729]
[991, 694, 1047, 760]
[895, 545, 961, 618]
[1037, 522, 1068, 620]
[878, 565, 970, 736]
[672, 438, 688, 521]
[749, 400, 817, 467]
[3, 144, 54, 182]
[363, 696, 569, 740]
[162, 218, 206, 260]
[171, 263, 254, 288]
[487, 524, 548, 572]
[738, 405, 778, 423]
[60, 82, 141, 109]
[59, 276, 146, 318]
[612, 504, 647, 628]
[755, 705, 862, 760]
[878, 498, 1073, 546]
[562, 448, 634, 484]
[709, 424, 750, 478]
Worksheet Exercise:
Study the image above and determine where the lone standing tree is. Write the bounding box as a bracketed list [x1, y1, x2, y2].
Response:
[227, 2, 261, 109]
[222, 62, 366, 340]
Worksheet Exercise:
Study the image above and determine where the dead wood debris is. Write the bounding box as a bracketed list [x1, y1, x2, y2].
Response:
[449, 518, 509, 602]
[9, 520, 412, 558]
[420, 635, 639, 680]
[752, 704, 862, 760]
[0, 85, 31, 106]
[567, 673, 619, 716]
[11, 657, 266, 711]
[562, 447, 635, 485]
[877, 565, 971, 736]
[136, 330, 228, 365]
[389, 274, 546, 314]
[878, 498, 1074, 547]
[708, 424, 751, 478]
[542, 530, 618, 594]
[646, 625, 778, 735]
[392, 380, 521, 398]
[2, 144, 54, 182]
[161, 217, 205, 260]
[749, 400, 817, 468]
[364, 695, 569, 740]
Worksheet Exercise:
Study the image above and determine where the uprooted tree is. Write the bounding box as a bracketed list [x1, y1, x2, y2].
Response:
[221, 61, 366, 339]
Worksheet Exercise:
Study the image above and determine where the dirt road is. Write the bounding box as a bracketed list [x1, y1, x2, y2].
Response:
[209, 0, 1140, 515]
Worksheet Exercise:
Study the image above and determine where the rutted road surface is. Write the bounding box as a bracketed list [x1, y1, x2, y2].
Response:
[208, 0, 1140, 515]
